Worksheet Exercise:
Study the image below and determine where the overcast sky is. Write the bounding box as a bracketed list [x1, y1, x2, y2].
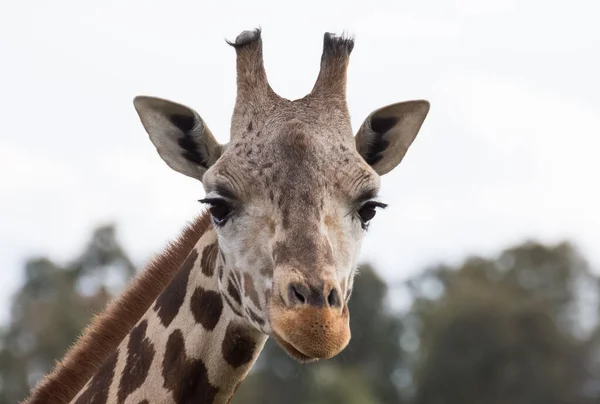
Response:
[1, 0, 598, 320]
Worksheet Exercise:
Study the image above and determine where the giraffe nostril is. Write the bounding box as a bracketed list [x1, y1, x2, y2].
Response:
[286, 282, 342, 308]
[288, 284, 307, 305]
[327, 288, 340, 308]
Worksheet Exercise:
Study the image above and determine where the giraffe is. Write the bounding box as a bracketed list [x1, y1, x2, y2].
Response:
[25, 29, 430, 404]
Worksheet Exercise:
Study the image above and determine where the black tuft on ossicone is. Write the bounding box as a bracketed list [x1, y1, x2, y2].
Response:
[226, 28, 262, 48]
[322, 32, 355, 57]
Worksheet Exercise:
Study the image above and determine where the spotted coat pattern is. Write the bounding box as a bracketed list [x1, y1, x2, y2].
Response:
[30, 27, 430, 404]
[68, 227, 267, 404]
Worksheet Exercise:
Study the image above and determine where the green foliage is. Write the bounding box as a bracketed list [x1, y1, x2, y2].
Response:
[0, 225, 135, 404]
[409, 241, 598, 404]
[2, 223, 599, 404]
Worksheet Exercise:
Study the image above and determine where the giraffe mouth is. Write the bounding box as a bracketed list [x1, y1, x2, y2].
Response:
[269, 304, 351, 362]
[271, 331, 318, 363]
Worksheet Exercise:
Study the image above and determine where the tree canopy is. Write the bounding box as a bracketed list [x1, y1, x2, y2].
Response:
[2, 225, 599, 404]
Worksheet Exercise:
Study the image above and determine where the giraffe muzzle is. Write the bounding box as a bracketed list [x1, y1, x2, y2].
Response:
[269, 301, 351, 362]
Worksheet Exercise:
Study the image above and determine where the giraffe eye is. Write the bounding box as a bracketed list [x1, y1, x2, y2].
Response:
[199, 198, 233, 226]
[357, 201, 387, 229]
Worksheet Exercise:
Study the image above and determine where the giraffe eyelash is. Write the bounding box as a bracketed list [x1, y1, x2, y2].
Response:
[344, 200, 388, 216]
[356, 200, 388, 230]
[362, 201, 388, 209]
[199, 198, 234, 227]
[198, 197, 228, 206]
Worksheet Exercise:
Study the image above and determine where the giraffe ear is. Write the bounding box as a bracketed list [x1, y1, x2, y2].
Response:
[133, 96, 223, 182]
[355, 100, 430, 176]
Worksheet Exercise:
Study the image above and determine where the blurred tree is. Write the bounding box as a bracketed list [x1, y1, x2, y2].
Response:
[0, 224, 135, 404]
[233, 264, 405, 404]
[3, 221, 599, 404]
[408, 241, 598, 404]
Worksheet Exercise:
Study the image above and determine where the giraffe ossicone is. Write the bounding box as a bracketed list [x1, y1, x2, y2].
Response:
[26, 28, 430, 404]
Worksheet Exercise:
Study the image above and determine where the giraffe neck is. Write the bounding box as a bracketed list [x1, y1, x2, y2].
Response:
[70, 224, 268, 404]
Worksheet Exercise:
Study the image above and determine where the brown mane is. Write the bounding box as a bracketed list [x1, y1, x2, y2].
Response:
[24, 212, 212, 404]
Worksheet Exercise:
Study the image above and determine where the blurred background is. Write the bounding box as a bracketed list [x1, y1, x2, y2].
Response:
[1, 0, 598, 403]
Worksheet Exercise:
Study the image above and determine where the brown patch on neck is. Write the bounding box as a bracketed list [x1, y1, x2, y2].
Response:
[117, 320, 155, 404]
[154, 248, 199, 327]
[190, 286, 223, 331]
[72, 349, 118, 404]
[24, 212, 212, 404]
[163, 329, 219, 403]
[221, 322, 259, 368]
[243, 272, 261, 309]
[227, 274, 242, 306]
[200, 242, 218, 277]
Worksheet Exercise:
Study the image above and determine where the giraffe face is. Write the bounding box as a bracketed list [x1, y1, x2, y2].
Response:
[133, 29, 430, 362]
[199, 115, 383, 359]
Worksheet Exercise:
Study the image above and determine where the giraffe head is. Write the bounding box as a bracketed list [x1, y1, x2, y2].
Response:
[133, 29, 429, 362]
